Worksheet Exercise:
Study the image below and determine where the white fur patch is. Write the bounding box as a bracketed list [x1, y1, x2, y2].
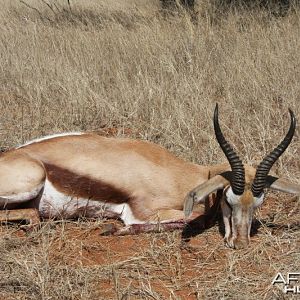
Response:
[109, 203, 145, 225]
[253, 193, 264, 208]
[16, 132, 83, 149]
[39, 179, 71, 217]
[39, 179, 145, 225]
[225, 187, 241, 206]
[0, 183, 44, 206]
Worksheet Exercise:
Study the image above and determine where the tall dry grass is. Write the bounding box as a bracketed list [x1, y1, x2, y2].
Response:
[0, 0, 299, 299]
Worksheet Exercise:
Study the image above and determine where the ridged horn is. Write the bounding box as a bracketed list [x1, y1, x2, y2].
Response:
[252, 109, 296, 197]
[214, 104, 245, 195]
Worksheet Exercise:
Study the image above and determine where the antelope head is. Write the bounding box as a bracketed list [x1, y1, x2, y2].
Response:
[184, 104, 298, 249]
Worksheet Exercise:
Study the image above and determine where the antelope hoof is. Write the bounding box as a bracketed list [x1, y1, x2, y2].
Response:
[224, 236, 234, 249]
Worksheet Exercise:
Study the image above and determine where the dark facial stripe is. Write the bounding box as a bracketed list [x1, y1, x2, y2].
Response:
[44, 163, 131, 203]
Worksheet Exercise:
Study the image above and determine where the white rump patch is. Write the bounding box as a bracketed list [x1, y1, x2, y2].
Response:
[17, 132, 84, 149]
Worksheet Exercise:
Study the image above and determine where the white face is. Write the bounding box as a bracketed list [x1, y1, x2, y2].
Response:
[222, 187, 265, 249]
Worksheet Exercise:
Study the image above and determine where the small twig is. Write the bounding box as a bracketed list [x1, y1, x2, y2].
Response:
[52, 2, 61, 12]
[19, 0, 52, 21]
[40, 0, 56, 14]
[67, 0, 72, 12]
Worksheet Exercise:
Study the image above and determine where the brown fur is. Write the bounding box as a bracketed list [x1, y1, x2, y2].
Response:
[15, 134, 214, 212]
[240, 189, 254, 206]
[44, 162, 132, 204]
[0, 152, 45, 196]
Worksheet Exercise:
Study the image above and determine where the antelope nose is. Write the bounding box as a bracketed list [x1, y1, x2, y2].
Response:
[233, 238, 249, 250]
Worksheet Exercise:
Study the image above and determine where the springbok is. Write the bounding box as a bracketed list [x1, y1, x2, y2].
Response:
[0, 105, 299, 248]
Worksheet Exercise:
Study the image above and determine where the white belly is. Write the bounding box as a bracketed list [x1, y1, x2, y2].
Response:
[38, 179, 144, 225]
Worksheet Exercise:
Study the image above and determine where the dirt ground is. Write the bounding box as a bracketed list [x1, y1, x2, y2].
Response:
[0, 194, 299, 300]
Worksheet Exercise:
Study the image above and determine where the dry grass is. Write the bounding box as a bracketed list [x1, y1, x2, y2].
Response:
[0, 0, 300, 299]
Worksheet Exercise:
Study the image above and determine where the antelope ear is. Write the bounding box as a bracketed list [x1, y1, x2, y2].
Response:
[184, 174, 230, 217]
[266, 175, 300, 194]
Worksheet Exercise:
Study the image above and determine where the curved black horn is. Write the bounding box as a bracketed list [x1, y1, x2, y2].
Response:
[252, 109, 296, 197]
[214, 104, 245, 195]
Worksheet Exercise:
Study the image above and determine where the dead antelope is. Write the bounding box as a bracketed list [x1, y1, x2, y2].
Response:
[0, 105, 299, 248]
